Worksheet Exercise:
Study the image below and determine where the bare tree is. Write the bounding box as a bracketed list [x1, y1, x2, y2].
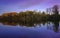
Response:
[46, 8, 52, 15]
[52, 5, 59, 15]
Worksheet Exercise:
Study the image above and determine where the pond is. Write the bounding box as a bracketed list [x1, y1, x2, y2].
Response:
[0, 21, 60, 38]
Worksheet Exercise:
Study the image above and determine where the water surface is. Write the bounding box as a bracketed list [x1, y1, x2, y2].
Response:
[0, 22, 60, 38]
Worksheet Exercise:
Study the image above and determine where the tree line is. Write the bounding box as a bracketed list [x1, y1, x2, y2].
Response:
[0, 5, 60, 25]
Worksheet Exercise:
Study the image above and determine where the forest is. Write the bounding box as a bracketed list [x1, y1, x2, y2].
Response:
[0, 5, 60, 26]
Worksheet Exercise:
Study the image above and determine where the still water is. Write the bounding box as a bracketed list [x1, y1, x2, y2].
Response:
[0, 22, 60, 38]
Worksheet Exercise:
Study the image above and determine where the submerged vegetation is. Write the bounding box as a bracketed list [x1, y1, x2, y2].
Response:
[0, 5, 60, 26]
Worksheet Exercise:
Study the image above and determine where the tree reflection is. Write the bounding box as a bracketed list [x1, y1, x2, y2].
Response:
[46, 21, 59, 33]
[0, 21, 60, 32]
[19, 22, 34, 27]
[2, 22, 18, 26]
[53, 21, 59, 32]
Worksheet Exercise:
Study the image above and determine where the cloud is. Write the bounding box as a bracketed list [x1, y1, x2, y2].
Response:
[19, 0, 46, 7]
[0, 0, 46, 7]
[0, 0, 60, 14]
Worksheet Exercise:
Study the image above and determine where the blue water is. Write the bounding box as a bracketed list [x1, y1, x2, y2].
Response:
[0, 22, 60, 38]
